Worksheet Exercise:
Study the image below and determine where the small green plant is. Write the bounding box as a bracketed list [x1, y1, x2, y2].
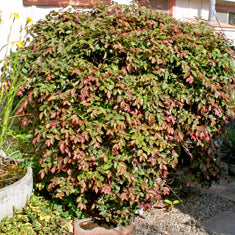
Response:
[164, 199, 180, 210]
[0, 192, 73, 234]
[0, 13, 32, 149]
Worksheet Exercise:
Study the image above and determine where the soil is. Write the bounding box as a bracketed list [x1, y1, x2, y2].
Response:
[79, 219, 115, 230]
[0, 166, 24, 189]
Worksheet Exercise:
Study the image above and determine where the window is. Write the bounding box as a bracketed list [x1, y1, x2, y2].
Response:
[141, 0, 169, 12]
[216, 10, 235, 25]
[216, 4, 235, 25]
[146, 0, 169, 11]
[229, 12, 235, 25]
[139, 0, 175, 16]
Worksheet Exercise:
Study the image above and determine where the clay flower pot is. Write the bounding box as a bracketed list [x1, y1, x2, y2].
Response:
[74, 218, 134, 235]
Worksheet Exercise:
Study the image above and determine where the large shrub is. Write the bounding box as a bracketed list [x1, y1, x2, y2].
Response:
[16, 3, 235, 224]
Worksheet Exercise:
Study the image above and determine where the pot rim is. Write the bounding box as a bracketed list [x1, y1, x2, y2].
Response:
[0, 167, 32, 192]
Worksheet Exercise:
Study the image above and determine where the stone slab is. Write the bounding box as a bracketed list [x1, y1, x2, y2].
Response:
[218, 188, 235, 202]
[201, 211, 235, 235]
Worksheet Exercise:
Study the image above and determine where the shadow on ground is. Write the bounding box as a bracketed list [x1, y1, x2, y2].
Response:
[133, 175, 235, 235]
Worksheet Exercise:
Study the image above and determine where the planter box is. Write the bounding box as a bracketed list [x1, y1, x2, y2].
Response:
[0, 167, 33, 221]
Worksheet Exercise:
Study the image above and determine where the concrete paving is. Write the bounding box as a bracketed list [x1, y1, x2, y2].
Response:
[201, 175, 235, 235]
[201, 211, 235, 235]
[206, 176, 235, 202]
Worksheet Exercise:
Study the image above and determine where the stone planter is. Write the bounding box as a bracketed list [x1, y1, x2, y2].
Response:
[0, 167, 33, 221]
[74, 218, 134, 235]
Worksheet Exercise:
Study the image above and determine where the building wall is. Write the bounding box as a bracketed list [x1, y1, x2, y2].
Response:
[173, 0, 235, 45]
[174, 0, 210, 20]
[216, 11, 229, 23]
[0, 1, 57, 60]
[216, 1, 235, 25]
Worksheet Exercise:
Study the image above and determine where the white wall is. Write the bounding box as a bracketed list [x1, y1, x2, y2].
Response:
[215, 27, 235, 45]
[216, 11, 229, 24]
[0, 1, 59, 60]
[174, 0, 210, 20]
[173, 0, 235, 45]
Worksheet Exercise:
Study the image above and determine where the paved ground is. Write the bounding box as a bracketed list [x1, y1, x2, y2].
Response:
[206, 176, 235, 202]
[201, 175, 235, 235]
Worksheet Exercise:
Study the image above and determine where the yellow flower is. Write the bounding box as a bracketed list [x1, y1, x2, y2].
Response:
[0, 10, 2, 23]
[16, 41, 24, 48]
[10, 13, 19, 20]
[26, 17, 33, 25]
[12, 41, 24, 48]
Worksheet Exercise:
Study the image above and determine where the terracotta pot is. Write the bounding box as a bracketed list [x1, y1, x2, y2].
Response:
[74, 218, 134, 235]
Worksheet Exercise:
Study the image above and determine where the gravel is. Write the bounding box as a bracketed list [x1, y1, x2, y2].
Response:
[133, 188, 234, 235]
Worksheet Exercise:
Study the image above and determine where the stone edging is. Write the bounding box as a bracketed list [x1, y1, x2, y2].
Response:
[0, 167, 33, 221]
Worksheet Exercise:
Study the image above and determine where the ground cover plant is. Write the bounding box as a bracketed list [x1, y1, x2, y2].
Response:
[0, 192, 73, 234]
[15, 3, 235, 225]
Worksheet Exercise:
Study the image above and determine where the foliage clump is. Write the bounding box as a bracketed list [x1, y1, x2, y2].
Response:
[221, 119, 235, 165]
[0, 193, 72, 234]
[16, 3, 235, 224]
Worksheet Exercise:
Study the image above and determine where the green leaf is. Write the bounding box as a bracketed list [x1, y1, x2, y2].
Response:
[173, 200, 180, 205]
[164, 199, 172, 205]
[103, 164, 111, 170]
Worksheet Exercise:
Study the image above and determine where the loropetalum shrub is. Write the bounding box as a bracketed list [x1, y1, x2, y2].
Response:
[16, 3, 235, 224]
